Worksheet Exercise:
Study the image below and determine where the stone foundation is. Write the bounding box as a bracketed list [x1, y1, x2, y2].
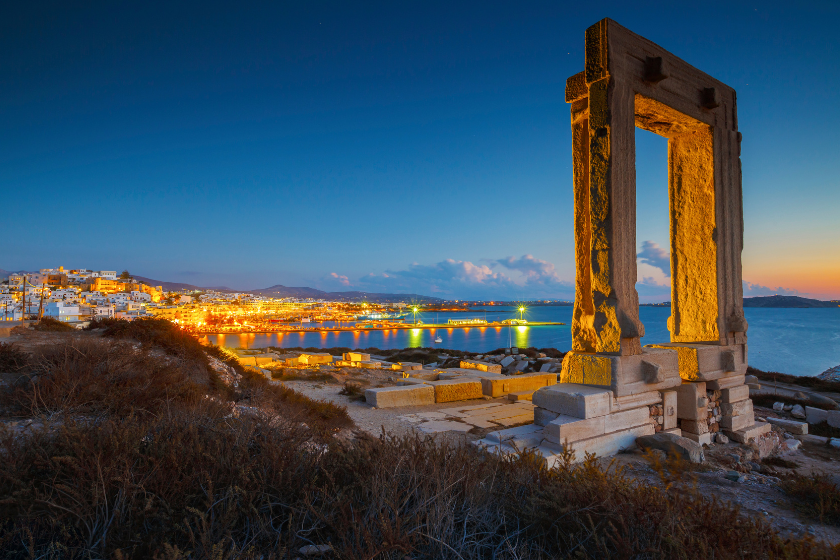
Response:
[476, 383, 663, 463]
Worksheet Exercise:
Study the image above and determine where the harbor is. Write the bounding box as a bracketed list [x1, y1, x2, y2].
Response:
[190, 319, 566, 336]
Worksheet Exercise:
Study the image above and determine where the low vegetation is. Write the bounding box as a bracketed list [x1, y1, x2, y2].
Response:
[808, 421, 840, 439]
[763, 456, 801, 469]
[748, 366, 840, 393]
[751, 393, 837, 412]
[781, 473, 840, 526]
[31, 316, 76, 332]
[1, 425, 835, 558]
[338, 380, 367, 401]
[0, 323, 836, 557]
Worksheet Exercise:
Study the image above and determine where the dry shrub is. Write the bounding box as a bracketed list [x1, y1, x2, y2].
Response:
[748, 365, 840, 394]
[236, 367, 352, 439]
[807, 421, 840, 439]
[32, 317, 76, 332]
[338, 381, 366, 401]
[0, 424, 833, 559]
[763, 456, 800, 469]
[781, 473, 840, 526]
[0, 409, 315, 558]
[752, 393, 836, 412]
[0, 342, 30, 373]
[91, 317, 211, 365]
[1, 338, 206, 418]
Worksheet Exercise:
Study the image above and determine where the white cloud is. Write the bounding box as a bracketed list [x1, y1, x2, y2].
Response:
[637, 241, 670, 278]
[743, 281, 800, 297]
[493, 254, 566, 287]
[327, 255, 574, 299]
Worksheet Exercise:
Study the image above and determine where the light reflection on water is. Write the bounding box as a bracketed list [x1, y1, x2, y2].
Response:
[201, 306, 840, 376]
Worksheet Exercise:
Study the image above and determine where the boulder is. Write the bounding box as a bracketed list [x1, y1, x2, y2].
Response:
[807, 393, 840, 410]
[790, 404, 806, 419]
[500, 356, 515, 368]
[636, 433, 705, 463]
[772, 402, 784, 412]
[784, 438, 802, 452]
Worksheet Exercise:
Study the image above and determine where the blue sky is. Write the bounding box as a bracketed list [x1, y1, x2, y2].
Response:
[2, 1, 838, 300]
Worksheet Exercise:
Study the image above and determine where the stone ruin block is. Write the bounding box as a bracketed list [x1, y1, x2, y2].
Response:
[480, 372, 556, 398]
[460, 359, 503, 374]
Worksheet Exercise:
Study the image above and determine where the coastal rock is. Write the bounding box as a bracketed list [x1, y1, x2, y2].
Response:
[818, 365, 840, 382]
[790, 405, 806, 419]
[772, 402, 784, 412]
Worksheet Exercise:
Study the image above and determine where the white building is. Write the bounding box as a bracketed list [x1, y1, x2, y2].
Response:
[44, 301, 83, 322]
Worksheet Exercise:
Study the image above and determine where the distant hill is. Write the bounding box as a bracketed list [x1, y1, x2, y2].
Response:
[0, 269, 29, 280]
[133, 276, 235, 293]
[249, 284, 443, 303]
[743, 295, 837, 308]
[134, 277, 443, 303]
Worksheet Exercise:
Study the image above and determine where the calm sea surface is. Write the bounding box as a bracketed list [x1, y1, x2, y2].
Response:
[200, 306, 840, 377]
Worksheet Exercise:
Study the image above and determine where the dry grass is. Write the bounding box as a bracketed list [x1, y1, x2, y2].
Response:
[32, 317, 76, 332]
[809, 421, 840, 439]
[338, 380, 366, 401]
[763, 456, 801, 469]
[752, 393, 837, 412]
[781, 473, 840, 526]
[0, 425, 835, 559]
[0, 342, 29, 373]
[0, 324, 836, 557]
[748, 366, 840, 394]
[1, 337, 206, 418]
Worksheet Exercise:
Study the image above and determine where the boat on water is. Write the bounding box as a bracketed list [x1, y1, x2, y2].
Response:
[434, 335, 443, 343]
[355, 312, 408, 321]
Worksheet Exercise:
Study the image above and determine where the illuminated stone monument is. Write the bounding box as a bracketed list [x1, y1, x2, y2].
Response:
[477, 19, 768, 462]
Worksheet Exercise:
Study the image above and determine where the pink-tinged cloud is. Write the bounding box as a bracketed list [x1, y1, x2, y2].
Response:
[742, 281, 800, 297]
[329, 272, 350, 286]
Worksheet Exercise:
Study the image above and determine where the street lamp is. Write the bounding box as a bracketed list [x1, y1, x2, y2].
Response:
[518, 306, 526, 322]
[412, 306, 418, 325]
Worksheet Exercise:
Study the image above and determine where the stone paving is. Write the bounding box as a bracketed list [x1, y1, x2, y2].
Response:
[399, 401, 535, 433]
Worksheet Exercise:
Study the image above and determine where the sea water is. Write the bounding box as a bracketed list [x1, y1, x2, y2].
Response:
[200, 306, 840, 377]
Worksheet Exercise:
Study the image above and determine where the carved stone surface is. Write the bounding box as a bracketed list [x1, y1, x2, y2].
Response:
[561, 18, 750, 422]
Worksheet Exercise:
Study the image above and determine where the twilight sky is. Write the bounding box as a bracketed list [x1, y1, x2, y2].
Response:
[2, 1, 838, 301]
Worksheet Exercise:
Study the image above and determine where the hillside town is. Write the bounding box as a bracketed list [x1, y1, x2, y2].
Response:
[0, 266, 412, 329]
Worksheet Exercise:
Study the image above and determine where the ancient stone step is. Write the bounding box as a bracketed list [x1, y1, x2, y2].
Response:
[507, 390, 535, 402]
[724, 421, 771, 444]
[541, 423, 655, 466]
[766, 417, 808, 435]
[480, 372, 556, 398]
[532, 384, 612, 419]
[365, 385, 435, 408]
